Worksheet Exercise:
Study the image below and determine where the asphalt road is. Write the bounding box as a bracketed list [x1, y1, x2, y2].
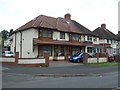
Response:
[2, 63, 118, 75]
[2, 72, 118, 88]
[2, 62, 119, 89]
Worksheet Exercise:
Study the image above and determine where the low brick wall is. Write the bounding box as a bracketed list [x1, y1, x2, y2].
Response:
[0, 56, 15, 64]
[53, 56, 65, 61]
[88, 57, 107, 63]
[115, 55, 120, 62]
[0, 52, 49, 66]
[83, 53, 108, 63]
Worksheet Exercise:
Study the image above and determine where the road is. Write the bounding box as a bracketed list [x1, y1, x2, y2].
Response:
[2, 62, 119, 89]
[2, 72, 118, 88]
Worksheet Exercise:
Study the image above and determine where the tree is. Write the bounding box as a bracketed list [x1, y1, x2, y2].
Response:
[1, 30, 9, 39]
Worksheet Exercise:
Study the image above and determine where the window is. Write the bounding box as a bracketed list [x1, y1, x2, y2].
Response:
[107, 39, 109, 44]
[60, 32, 65, 39]
[61, 20, 69, 24]
[39, 46, 52, 56]
[40, 30, 52, 38]
[93, 37, 97, 42]
[72, 48, 79, 55]
[58, 46, 64, 56]
[87, 47, 93, 53]
[70, 34, 79, 40]
[87, 36, 92, 41]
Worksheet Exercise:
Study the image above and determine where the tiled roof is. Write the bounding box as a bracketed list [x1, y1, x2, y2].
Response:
[13, 14, 95, 35]
[93, 27, 118, 40]
[117, 34, 120, 40]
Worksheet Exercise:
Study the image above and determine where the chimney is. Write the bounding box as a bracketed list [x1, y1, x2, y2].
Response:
[101, 24, 106, 29]
[118, 31, 120, 34]
[64, 13, 71, 20]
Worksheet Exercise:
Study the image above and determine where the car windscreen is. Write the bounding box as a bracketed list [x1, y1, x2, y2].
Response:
[73, 53, 82, 56]
[8, 52, 13, 54]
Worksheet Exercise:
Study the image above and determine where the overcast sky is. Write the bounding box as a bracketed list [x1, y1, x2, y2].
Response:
[0, 0, 119, 34]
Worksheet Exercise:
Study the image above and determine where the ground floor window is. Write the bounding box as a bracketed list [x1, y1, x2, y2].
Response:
[87, 47, 102, 54]
[39, 46, 52, 56]
[72, 47, 80, 55]
[87, 47, 93, 53]
[58, 46, 64, 56]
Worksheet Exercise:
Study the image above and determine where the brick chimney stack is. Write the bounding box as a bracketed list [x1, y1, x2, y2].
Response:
[118, 31, 120, 34]
[64, 13, 71, 20]
[101, 24, 106, 29]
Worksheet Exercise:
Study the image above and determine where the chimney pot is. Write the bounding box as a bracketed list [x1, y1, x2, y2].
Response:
[118, 31, 120, 34]
[64, 13, 71, 20]
[101, 24, 106, 29]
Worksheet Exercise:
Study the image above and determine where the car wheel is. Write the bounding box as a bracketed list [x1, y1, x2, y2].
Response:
[77, 59, 81, 63]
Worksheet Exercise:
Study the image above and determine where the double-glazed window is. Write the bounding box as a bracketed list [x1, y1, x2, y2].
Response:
[93, 37, 97, 42]
[40, 30, 52, 38]
[58, 46, 64, 56]
[87, 47, 93, 53]
[39, 46, 52, 56]
[70, 34, 79, 40]
[87, 36, 92, 41]
[72, 48, 79, 55]
[60, 32, 65, 39]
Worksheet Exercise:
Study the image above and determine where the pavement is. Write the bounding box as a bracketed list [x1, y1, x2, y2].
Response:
[2, 61, 119, 77]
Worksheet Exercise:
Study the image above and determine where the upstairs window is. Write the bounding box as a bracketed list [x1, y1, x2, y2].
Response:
[40, 30, 53, 38]
[60, 32, 65, 39]
[93, 37, 97, 42]
[43, 31, 52, 38]
[87, 36, 92, 41]
[70, 34, 79, 40]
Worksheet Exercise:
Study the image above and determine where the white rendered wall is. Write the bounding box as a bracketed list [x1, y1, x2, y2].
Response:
[22, 28, 38, 58]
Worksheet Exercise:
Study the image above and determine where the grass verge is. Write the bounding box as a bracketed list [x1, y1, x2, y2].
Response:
[84, 62, 120, 67]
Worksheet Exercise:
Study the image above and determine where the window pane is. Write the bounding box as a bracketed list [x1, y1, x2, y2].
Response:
[60, 32, 65, 39]
[39, 46, 52, 56]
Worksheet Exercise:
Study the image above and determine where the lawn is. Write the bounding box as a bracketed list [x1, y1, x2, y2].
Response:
[84, 62, 120, 67]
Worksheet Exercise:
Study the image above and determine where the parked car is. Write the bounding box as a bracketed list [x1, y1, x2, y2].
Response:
[93, 53, 115, 62]
[69, 52, 92, 63]
[2, 51, 14, 57]
[108, 53, 115, 62]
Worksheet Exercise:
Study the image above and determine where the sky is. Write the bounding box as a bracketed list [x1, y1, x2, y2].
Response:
[0, 0, 119, 34]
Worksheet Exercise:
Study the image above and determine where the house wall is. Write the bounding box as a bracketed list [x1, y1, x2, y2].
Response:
[16, 32, 21, 53]
[99, 39, 107, 44]
[53, 31, 69, 41]
[93, 38, 99, 44]
[22, 28, 38, 58]
[10, 34, 15, 52]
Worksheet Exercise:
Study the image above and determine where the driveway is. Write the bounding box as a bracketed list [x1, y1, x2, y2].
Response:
[49, 61, 83, 67]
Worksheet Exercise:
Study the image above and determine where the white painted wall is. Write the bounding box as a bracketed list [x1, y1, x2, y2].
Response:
[99, 39, 107, 44]
[16, 32, 21, 53]
[18, 58, 45, 64]
[22, 28, 38, 58]
[93, 37, 99, 44]
[0, 57, 15, 62]
[10, 34, 15, 53]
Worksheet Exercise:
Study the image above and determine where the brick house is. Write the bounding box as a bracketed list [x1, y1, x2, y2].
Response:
[10, 14, 105, 61]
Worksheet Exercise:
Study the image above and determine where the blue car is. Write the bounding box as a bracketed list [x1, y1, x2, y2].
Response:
[69, 53, 92, 63]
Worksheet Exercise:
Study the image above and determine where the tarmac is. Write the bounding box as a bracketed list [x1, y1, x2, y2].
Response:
[2, 61, 118, 77]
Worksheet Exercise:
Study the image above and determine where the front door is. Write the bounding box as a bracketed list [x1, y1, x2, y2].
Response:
[64, 46, 70, 60]
[54, 46, 70, 61]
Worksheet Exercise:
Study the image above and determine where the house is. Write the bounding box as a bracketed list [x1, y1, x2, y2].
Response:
[93, 24, 120, 55]
[116, 31, 120, 54]
[10, 13, 103, 61]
